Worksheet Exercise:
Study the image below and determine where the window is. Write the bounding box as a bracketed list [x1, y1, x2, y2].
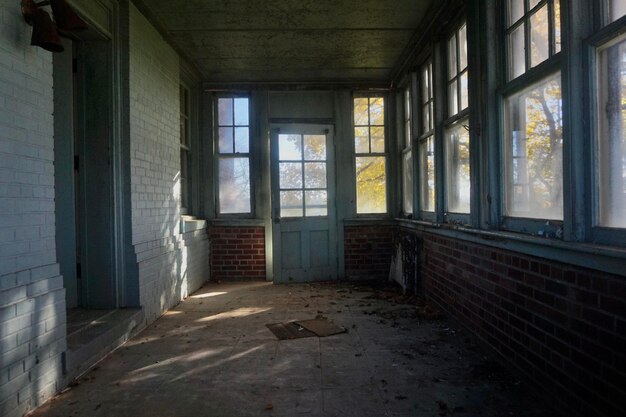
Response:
[354, 96, 387, 214]
[502, 1, 562, 224]
[217, 97, 251, 214]
[445, 22, 471, 215]
[180, 85, 191, 211]
[596, 6, 626, 229]
[402, 87, 413, 215]
[419, 61, 436, 213]
[506, 0, 561, 80]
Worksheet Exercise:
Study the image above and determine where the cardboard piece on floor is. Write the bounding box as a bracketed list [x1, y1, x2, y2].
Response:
[295, 318, 347, 337]
[266, 322, 316, 340]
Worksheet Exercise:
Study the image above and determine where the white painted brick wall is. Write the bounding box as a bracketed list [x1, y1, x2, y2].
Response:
[0, 2, 65, 417]
[129, 5, 209, 324]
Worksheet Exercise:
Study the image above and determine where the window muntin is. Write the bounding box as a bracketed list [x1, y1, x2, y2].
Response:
[506, 0, 561, 81]
[180, 85, 190, 211]
[278, 134, 329, 218]
[596, 35, 626, 228]
[445, 121, 471, 214]
[448, 23, 469, 116]
[504, 73, 563, 220]
[354, 96, 387, 214]
[217, 97, 251, 214]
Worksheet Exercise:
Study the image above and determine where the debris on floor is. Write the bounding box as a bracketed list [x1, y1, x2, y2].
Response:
[267, 316, 346, 340]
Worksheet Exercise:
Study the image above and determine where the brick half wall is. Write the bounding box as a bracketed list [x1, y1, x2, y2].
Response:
[405, 230, 625, 417]
[344, 225, 394, 280]
[208, 226, 265, 281]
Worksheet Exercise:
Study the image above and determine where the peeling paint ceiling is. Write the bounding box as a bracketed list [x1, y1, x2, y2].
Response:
[133, 0, 436, 84]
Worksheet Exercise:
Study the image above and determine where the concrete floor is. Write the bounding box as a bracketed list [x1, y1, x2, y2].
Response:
[31, 282, 553, 417]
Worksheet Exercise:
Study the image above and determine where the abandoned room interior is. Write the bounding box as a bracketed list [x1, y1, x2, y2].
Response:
[1, 0, 625, 416]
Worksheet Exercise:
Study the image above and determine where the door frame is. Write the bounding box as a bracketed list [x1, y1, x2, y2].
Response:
[269, 123, 338, 283]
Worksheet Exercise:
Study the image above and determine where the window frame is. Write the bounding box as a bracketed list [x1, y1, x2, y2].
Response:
[353, 93, 390, 217]
[213, 93, 254, 218]
[417, 58, 437, 222]
[444, 19, 472, 223]
[497, 0, 565, 236]
[586, 12, 626, 245]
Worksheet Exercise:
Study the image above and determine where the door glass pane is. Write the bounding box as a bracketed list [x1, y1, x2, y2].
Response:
[234, 127, 249, 153]
[305, 190, 328, 217]
[530, 5, 550, 68]
[234, 98, 249, 126]
[370, 126, 385, 153]
[369, 98, 385, 125]
[280, 163, 303, 189]
[355, 156, 387, 214]
[597, 38, 626, 227]
[354, 98, 369, 125]
[355, 127, 370, 153]
[304, 163, 327, 189]
[219, 127, 234, 153]
[279, 134, 302, 160]
[280, 191, 303, 217]
[504, 73, 563, 219]
[509, 23, 526, 79]
[304, 135, 326, 160]
[218, 98, 233, 125]
[219, 158, 251, 214]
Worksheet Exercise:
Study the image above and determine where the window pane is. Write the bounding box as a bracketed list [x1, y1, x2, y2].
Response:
[508, 0, 524, 26]
[423, 104, 431, 134]
[459, 24, 468, 71]
[279, 134, 302, 161]
[304, 163, 327, 189]
[304, 135, 326, 160]
[234, 127, 249, 153]
[370, 98, 385, 125]
[530, 5, 550, 68]
[405, 89, 412, 147]
[449, 82, 459, 116]
[370, 126, 385, 153]
[610, 0, 626, 22]
[460, 72, 469, 111]
[354, 98, 369, 125]
[445, 122, 471, 213]
[280, 191, 303, 217]
[356, 156, 387, 214]
[403, 151, 414, 214]
[280, 162, 303, 189]
[355, 127, 370, 153]
[554, 0, 561, 53]
[422, 67, 430, 104]
[448, 34, 457, 80]
[505, 73, 563, 219]
[419, 137, 436, 212]
[234, 98, 249, 126]
[305, 190, 328, 217]
[529, 0, 541, 9]
[509, 23, 526, 79]
[219, 127, 234, 153]
[219, 158, 251, 214]
[597, 38, 626, 227]
[218, 98, 233, 125]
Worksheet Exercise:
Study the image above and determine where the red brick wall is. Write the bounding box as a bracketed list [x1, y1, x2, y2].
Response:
[208, 226, 265, 281]
[411, 231, 625, 417]
[344, 225, 394, 280]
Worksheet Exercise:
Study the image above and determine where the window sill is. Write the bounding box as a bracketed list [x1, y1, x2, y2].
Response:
[180, 215, 207, 233]
[395, 218, 626, 278]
